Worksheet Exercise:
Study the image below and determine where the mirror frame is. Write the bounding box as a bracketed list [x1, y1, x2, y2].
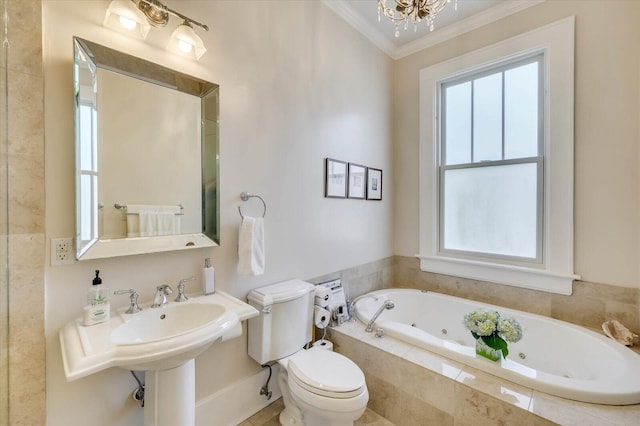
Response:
[73, 37, 219, 260]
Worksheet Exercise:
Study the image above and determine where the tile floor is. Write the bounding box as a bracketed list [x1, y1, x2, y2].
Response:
[239, 398, 394, 426]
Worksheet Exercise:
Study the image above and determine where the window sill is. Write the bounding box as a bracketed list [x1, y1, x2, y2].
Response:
[416, 254, 579, 295]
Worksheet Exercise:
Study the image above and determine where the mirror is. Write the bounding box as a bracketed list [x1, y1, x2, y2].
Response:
[73, 37, 219, 260]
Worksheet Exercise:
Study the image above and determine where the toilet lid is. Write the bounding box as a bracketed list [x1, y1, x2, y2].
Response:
[288, 350, 365, 399]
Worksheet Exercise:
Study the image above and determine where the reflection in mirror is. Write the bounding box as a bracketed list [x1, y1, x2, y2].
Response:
[74, 37, 219, 260]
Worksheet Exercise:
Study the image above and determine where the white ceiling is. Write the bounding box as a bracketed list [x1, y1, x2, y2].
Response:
[322, 0, 544, 59]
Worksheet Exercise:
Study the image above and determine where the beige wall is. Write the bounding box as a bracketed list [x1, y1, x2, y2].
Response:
[43, 1, 393, 425]
[393, 0, 640, 289]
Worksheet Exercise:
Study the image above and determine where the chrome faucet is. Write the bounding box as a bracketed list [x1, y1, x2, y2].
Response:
[151, 285, 173, 308]
[114, 289, 142, 314]
[174, 276, 196, 302]
[365, 300, 395, 332]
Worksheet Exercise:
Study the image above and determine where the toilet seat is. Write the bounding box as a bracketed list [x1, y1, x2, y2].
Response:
[287, 349, 366, 399]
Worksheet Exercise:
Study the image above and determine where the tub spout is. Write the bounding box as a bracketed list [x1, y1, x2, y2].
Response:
[365, 300, 395, 332]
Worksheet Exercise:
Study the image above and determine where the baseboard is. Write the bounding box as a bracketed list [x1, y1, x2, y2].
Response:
[195, 365, 282, 426]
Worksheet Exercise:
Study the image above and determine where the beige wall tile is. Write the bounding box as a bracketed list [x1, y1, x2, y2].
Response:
[5, 1, 46, 425]
[392, 256, 640, 334]
[456, 367, 532, 410]
[7, 0, 42, 76]
[454, 384, 555, 426]
[550, 294, 606, 329]
[529, 391, 640, 425]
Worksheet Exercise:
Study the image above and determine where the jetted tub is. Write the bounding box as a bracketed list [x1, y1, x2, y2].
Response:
[353, 289, 640, 405]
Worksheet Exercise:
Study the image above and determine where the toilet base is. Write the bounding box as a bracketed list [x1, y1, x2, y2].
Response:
[277, 366, 367, 426]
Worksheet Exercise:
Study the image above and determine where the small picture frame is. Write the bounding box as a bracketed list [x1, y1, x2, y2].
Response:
[366, 167, 382, 200]
[347, 163, 367, 199]
[324, 158, 348, 198]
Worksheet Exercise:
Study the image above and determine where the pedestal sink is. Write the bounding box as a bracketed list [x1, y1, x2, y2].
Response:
[59, 291, 258, 426]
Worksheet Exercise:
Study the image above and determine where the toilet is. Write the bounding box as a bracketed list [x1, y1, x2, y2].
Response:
[247, 280, 369, 426]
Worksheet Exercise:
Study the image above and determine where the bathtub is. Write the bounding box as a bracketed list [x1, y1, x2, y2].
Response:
[352, 289, 640, 405]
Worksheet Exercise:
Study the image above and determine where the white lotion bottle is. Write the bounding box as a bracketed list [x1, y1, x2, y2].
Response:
[83, 270, 110, 326]
[203, 258, 215, 295]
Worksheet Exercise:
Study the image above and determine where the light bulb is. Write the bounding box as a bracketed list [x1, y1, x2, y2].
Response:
[119, 15, 137, 30]
[104, 0, 150, 39]
[168, 22, 206, 60]
[177, 40, 193, 53]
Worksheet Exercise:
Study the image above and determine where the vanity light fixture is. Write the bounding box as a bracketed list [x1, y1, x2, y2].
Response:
[377, 0, 457, 37]
[103, 0, 209, 59]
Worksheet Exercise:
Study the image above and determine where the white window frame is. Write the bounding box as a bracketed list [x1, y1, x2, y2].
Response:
[418, 17, 579, 295]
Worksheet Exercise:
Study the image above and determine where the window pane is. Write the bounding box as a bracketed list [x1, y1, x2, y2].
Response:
[505, 61, 539, 159]
[79, 104, 94, 171]
[443, 163, 538, 258]
[444, 82, 471, 165]
[473, 73, 502, 162]
[80, 174, 92, 241]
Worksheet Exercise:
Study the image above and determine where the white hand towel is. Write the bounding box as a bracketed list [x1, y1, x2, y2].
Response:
[126, 205, 181, 237]
[126, 214, 140, 238]
[139, 211, 155, 237]
[155, 211, 176, 236]
[238, 216, 265, 276]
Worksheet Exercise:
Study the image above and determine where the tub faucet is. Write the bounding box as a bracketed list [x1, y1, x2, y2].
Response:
[365, 300, 395, 332]
[151, 285, 173, 308]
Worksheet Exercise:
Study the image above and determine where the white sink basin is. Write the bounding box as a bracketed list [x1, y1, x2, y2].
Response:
[60, 291, 259, 380]
[110, 303, 227, 345]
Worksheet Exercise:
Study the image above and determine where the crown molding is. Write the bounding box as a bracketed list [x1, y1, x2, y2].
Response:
[321, 0, 397, 57]
[395, 0, 546, 58]
[323, 0, 546, 60]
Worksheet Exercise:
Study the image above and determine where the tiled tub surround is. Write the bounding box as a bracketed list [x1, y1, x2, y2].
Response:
[330, 322, 640, 425]
[392, 256, 640, 336]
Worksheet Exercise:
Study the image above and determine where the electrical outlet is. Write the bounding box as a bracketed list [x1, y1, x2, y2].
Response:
[51, 238, 74, 266]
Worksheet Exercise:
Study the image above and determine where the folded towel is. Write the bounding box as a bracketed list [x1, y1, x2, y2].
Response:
[238, 216, 265, 276]
[126, 205, 181, 237]
[155, 211, 177, 236]
[139, 211, 155, 237]
[126, 214, 140, 238]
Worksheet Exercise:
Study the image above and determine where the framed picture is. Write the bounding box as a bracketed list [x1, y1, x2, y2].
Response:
[366, 167, 382, 200]
[324, 158, 347, 198]
[347, 163, 366, 199]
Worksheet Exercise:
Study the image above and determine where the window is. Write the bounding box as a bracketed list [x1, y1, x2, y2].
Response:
[418, 17, 578, 295]
[440, 55, 543, 263]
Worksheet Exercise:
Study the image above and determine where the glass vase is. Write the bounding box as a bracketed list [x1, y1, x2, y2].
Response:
[475, 338, 502, 362]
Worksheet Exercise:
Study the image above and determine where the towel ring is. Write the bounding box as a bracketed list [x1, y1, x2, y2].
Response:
[238, 192, 266, 218]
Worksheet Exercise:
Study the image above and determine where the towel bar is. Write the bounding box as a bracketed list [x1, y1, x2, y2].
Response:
[238, 192, 266, 218]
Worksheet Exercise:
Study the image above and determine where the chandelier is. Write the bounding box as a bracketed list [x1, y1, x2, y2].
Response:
[378, 0, 457, 37]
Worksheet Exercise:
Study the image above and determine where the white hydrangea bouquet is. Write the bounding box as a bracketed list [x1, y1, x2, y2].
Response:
[464, 308, 523, 361]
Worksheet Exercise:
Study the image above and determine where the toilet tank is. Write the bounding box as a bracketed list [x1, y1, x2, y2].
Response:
[247, 280, 315, 365]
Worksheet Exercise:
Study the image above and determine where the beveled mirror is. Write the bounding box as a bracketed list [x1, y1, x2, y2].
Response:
[74, 37, 219, 260]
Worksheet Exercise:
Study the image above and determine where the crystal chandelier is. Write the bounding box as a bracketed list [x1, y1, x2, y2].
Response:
[378, 0, 457, 37]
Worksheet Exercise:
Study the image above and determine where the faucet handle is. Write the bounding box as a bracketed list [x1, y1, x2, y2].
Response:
[114, 289, 142, 314]
[175, 276, 196, 302]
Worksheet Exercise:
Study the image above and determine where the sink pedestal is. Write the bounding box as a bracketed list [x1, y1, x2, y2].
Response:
[145, 360, 195, 426]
